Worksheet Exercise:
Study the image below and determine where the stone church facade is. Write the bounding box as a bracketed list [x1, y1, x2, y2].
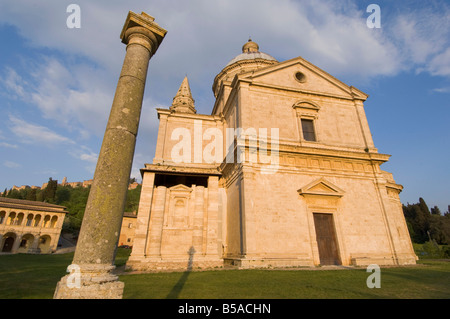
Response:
[126, 39, 417, 271]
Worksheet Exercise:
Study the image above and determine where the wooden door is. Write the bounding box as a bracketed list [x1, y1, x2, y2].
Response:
[313, 213, 341, 265]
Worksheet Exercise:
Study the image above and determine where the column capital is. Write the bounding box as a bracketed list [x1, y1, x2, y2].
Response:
[120, 11, 167, 54]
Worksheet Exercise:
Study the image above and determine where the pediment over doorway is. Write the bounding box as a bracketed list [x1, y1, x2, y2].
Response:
[168, 184, 193, 196]
[297, 178, 345, 197]
[169, 184, 193, 192]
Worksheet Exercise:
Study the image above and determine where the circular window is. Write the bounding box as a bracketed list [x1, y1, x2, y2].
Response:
[295, 71, 306, 83]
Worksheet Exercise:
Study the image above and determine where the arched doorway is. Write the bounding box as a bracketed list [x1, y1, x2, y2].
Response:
[2, 233, 16, 252]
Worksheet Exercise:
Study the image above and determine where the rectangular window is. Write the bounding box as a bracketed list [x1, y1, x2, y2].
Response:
[301, 119, 316, 141]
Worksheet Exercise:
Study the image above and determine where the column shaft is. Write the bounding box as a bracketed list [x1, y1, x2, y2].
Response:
[54, 11, 166, 299]
[73, 42, 150, 266]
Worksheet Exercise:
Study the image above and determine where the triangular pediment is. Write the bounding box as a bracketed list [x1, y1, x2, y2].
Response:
[169, 184, 193, 193]
[298, 178, 345, 197]
[237, 56, 368, 101]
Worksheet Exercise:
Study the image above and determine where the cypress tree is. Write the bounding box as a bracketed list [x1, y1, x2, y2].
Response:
[42, 178, 58, 203]
[431, 206, 441, 216]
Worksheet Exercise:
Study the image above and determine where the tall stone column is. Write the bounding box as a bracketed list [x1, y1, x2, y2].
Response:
[54, 11, 166, 299]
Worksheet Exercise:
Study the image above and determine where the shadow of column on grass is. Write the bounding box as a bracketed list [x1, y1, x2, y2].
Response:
[166, 246, 195, 299]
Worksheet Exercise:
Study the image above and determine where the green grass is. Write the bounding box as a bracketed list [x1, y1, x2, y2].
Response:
[121, 260, 450, 299]
[0, 249, 449, 299]
[0, 248, 131, 299]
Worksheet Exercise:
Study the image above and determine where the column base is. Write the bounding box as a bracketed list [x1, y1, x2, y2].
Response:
[53, 264, 124, 299]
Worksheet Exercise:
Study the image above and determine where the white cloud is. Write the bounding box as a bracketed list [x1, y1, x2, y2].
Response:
[389, 4, 450, 76]
[1, 57, 114, 138]
[68, 145, 99, 174]
[1, 0, 449, 154]
[0, 0, 448, 87]
[79, 152, 98, 164]
[8, 115, 74, 145]
[0, 129, 18, 148]
[0, 67, 27, 99]
[4, 160, 21, 168]
[0, 142, 18, 149]
[432, 87, 450, 94]
[429, 48, 450, 77]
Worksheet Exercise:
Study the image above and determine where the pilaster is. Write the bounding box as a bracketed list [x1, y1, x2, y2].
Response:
[128, 172, 155, 261]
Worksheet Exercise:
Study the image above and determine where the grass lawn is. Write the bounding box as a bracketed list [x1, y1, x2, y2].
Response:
[0, 249, 449, 299]
[121, 260, 450, 299]
[0, 248, 130, 299]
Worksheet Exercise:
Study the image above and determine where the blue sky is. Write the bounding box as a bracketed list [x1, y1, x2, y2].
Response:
[0, 0, 449, 212]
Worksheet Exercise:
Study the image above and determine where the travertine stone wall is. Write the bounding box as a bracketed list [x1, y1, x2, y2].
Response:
[127, 41, 417, 271]
[127, 174, 225, 271]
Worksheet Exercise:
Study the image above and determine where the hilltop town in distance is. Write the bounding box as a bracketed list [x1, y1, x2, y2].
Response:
[1, 177, 141, 196]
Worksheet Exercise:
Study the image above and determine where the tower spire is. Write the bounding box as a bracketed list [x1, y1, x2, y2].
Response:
[170, 76, 196, 114]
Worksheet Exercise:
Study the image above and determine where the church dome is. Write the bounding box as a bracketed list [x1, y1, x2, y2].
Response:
[225, 51, 278, 67]
[213, 39, 278, 97]
[242, 38, 259, 53]
[225, 39, 277, 67]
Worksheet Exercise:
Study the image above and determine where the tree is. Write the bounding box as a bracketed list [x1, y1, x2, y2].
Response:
[55, 186, 71, 204]
[431, 206, 441, 216]
[62, 185, 90, 235]
[42, 178, 58, 203]
[26, 188, 37, 201]
[404, 199, 450, 245]
[124, 184, 141, 213]
[418, 197, 430, 215]
[445, 205, 450, 218]
[7, 188, 22, 199]
[429, 215, 450, 244]
[403, 199, 431, 243]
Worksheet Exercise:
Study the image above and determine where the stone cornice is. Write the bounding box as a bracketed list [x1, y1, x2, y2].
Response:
[142, 163, 222, 176]
[0, 201, 68, 214]
[156, 108, 223, 122]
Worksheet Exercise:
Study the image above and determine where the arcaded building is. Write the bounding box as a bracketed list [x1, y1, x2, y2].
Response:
[0, 197, 67, 254]
[126, 39, 417, 271]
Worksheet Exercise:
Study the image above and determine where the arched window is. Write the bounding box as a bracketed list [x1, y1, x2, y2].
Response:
[33, 215, 41, 227]
[26, 214, 34, 227]
[15, 213, 24, 226]
[6, 212, 16, 225]
[0, 211, 5, 224]
[43, 215, 51, 228]
[50, 216, 58, 228]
